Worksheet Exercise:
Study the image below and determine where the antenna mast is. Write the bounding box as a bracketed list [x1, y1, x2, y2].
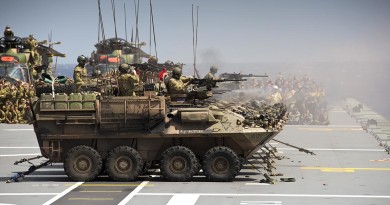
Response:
[192, 5, 200, 78]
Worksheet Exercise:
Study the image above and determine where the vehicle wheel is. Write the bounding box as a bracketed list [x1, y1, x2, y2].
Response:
[202, 146, 240, 182]
[238, 156, 246, 171]
[106, 146, 143, 181]
[64, 145, 102, 182]
[160, 146, 199, 182]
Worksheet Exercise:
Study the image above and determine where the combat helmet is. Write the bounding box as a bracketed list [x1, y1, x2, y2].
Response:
[77, 55, 88, 64]
[118, 63, 130, 73]
[148, 56, 158, 64]
[172, 67, 182, 79]
[210, 65, 218, 73]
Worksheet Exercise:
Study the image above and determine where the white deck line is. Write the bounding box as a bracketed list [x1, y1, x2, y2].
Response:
[136, 193, 390, 199]
[0, 153, 42, 157]
[42, 182, 83, 205]
[1, 129, 34, 131]
[118, 180, 150, 205]
[0, 193, 58, 196]
[166, 194, 199, 205]
[275, 148, 385, 152]
[0, 147, 39, 149]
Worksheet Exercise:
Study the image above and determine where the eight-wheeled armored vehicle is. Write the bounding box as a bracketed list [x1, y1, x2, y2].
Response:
[30, 90, 287, 182]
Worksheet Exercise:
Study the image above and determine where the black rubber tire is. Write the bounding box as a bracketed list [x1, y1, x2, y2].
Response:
[64, 145, 102, 182]
[106, 146, 143, 181]
[160, 146, 199, 182]
[238, 156, 246, 171]
[202, 146, 240, 182]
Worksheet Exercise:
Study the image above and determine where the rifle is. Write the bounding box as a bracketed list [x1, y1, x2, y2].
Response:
[219, 72, 268, 80]
[190, 78, 246, 90]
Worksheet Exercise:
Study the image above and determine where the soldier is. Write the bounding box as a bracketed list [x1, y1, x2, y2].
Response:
[204, 65, 219, 80]
[3, 26, 14, 37]
[147, 56, 158, 66]
[168, 67, 192, 94]
[0, 107, 5, 123]
[5, 102, 18, 123]
[117, 63, 140, 96]
[26, 35, 38, 66]
[73, 55, 88, 93]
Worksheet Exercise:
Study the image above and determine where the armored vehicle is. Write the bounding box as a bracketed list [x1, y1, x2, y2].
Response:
[91, 38, 150, 74]
[30, 90, 287, 182]
[0, 34, 65, 83]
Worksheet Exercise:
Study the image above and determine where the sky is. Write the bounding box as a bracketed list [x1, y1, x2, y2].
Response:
[1, 0, 390, 65]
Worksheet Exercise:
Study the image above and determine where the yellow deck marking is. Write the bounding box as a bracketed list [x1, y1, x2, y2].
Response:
[65, 183, 154, 187]
[369, 158, 390, 162]
[79, 191, 123, 193]
[301, 167, 390, 172]
[68, 198, 114, 201]
[298, 128, 362, 131]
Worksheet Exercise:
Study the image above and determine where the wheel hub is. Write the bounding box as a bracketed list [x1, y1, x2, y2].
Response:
[170, 156, 187, 173]
[212, 156, 229, 173]
[74, 155, 92, 173]
[115, 156, 132, 173]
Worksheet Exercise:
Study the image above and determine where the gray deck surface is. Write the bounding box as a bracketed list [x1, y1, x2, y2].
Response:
[0, 105, 389, 205]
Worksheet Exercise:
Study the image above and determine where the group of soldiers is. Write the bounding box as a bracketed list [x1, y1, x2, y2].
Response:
[232, 73, 329, 125]
[0, 79, 35, 124]
[72, 54, 219, 98]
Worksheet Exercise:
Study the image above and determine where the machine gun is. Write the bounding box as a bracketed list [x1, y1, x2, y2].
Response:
[190, 78, 246, 90]
[219, 72, 268, 81]
[130, 63, 165, 73]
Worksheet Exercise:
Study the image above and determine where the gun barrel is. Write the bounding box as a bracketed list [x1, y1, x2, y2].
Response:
[219, 73, 269, 80]
[242, 74, 269, 78]
[216, 79, 247, 82]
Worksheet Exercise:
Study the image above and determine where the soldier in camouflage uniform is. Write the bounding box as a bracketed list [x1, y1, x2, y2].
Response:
[0, 107, 5, 123]
[17, 98, 27, 124]
[117, 63, 140, 96]
[73, 55, 88, 93]
[26, 34, 38, 67]
[168, 67, 192, 94]
[204, 65, 219, 80]
[5, 102, 17, 123]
